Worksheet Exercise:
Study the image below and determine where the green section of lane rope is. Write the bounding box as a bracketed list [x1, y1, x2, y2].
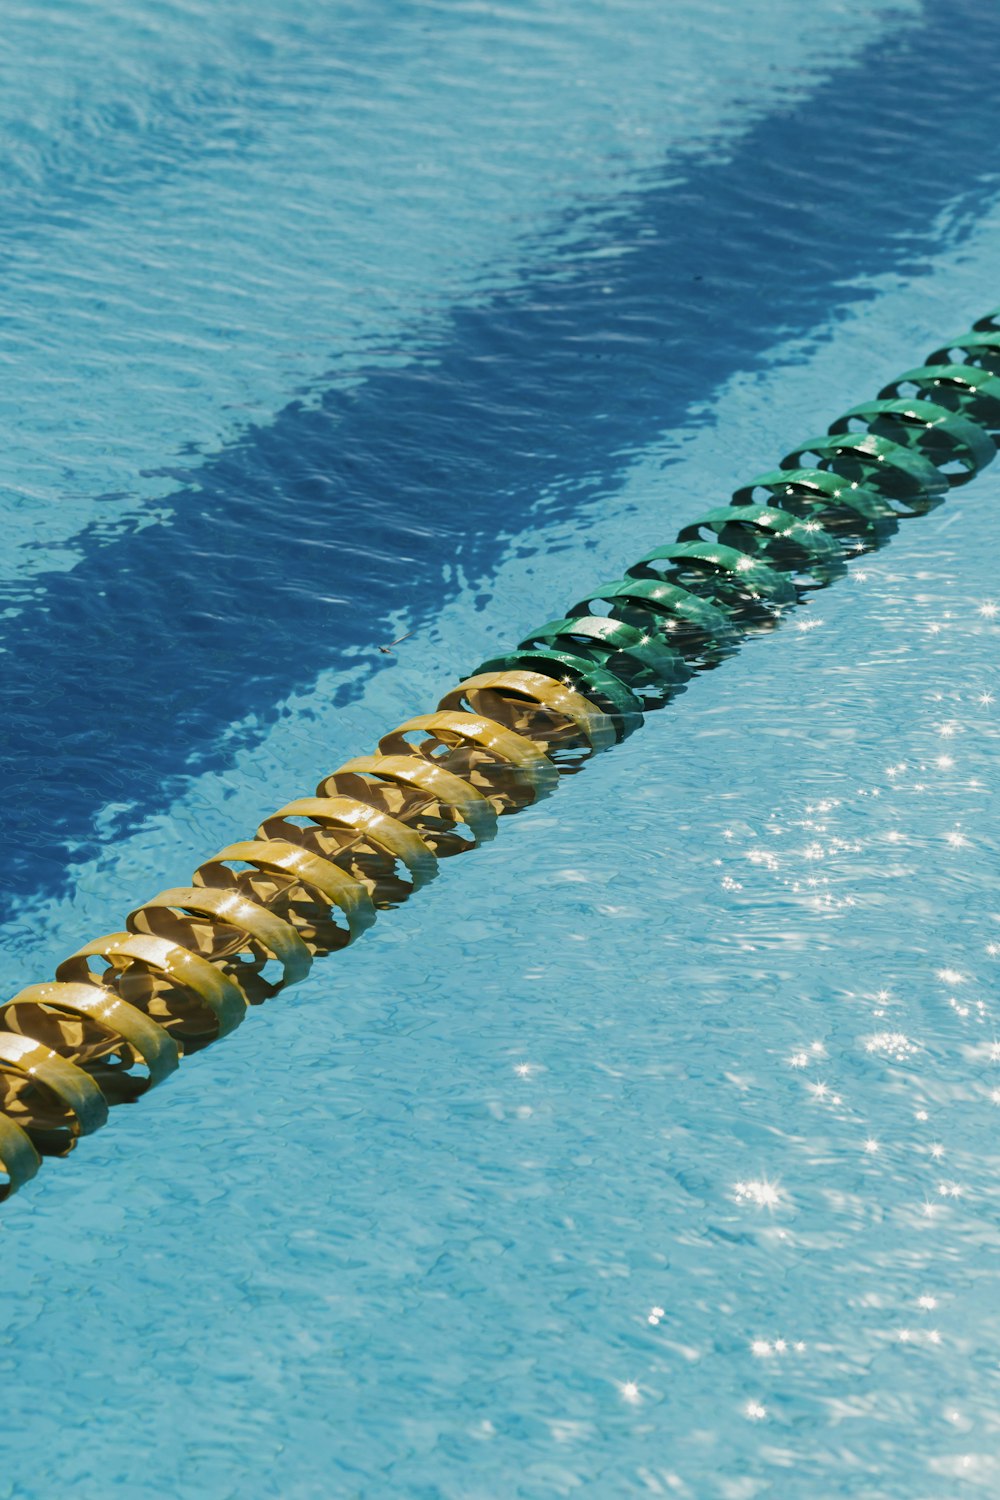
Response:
[480, 312, 1000, 726]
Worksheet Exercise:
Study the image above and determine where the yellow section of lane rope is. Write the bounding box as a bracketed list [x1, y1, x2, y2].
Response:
[0, 670, 574, 1200]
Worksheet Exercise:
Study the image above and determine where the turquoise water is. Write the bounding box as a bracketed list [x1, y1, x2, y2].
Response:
[3, 1, 1000, 1494]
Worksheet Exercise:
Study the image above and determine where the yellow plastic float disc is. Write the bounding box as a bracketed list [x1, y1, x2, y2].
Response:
[439, 670, 616, 754]
[56, 933, 247, 1040]
[127, 887, 312, 989]
[1, 981, 180, 1089]
[196, 840, 377, 944]
[378, 711, 559, 800]
[0, 1032, 109, 1139]
[259, 797, 439, 891]
[332, 754, 498, 845]
[0, 1110, 41, 1201]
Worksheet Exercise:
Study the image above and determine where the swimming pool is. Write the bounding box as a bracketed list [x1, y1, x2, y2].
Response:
[3, 0, 1000, 1493]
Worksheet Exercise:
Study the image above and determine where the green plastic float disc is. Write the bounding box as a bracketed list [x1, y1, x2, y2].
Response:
[476, 650, 644, 740]
[731, 467, 896, 530]
[926, 331, 1000, 371]
[627, 541, 797, 607]
[570, 577, 739, 646]
[878, 365, 1000, 429]
[520, 615, 691, 689]
[675, 504, 844, 580]
[925, 331, 1000, 375]
[779, 433, 947, 509]
[828, 398, 995, 483]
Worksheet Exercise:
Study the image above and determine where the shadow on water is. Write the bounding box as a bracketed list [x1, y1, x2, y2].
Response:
[2, 0, 1000, 902]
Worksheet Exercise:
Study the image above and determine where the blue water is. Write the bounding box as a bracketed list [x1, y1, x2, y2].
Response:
[3, 0, 1000, 1494]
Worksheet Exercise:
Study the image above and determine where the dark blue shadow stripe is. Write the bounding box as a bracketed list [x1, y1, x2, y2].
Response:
[3, 0, 999, 903]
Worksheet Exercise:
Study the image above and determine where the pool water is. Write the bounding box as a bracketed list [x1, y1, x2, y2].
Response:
[2, 1, 1000, 1495]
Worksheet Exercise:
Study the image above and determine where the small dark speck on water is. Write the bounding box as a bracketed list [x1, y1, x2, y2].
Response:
[378, 630, 414, 654]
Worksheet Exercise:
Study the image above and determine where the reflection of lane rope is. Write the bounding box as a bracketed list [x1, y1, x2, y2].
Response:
[2, 311, 999, 1204]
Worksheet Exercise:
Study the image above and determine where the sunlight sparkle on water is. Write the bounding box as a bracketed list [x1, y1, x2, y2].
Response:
[807, 1080, 832, 1099]
[864, 1032, 917, 1061]
[734, 1178, 783, 1209]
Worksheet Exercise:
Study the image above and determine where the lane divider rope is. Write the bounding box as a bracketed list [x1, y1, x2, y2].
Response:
[2, 307, 998, 1204]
